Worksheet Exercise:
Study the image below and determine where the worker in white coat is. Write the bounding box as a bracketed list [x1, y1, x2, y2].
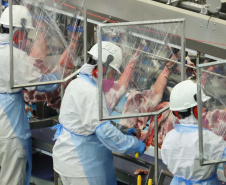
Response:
[52, 41, 146, 185]
[0, 5, 59, 185]
[161, 80, 226, 185]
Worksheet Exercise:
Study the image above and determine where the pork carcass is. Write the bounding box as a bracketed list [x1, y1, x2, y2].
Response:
[58, 33, 80, 69]
[105, 48, 141, 110]
[138, 102, 177, 148]
[23, 90, 46, 104]
[119, 66, 171, 129]
[204, 109, 226, 140]
[29, 31, 47, 68]
[23, 37, 77, 110]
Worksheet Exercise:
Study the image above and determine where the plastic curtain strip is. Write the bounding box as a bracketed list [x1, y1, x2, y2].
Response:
[9, 0, 85, 109]
[97, 20, 185, 150]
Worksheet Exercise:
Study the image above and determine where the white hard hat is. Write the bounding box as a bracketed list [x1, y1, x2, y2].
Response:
[169, 80, 211, 111]
[88, 41, 123, 74]
[0, 5, 34, 29]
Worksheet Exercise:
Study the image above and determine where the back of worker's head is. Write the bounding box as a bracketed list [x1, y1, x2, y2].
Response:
[88, 41, 123, 77]
[0, 5, 34, 30]
[170, 80, 210, 119]
[0, 5, 34, 46]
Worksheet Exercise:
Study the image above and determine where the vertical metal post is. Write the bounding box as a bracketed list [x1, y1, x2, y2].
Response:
[60, 84, 65, 99]
[83, 0, 87, 64]
[154, 114, 159, 184]
[0, 0, 2, 16]
[196, 51, 200, 66]
[180, 20, 186, 81]
[97, 26, 103, 120]
[196, 54, 204, 166]
[9, 0, 14, 89]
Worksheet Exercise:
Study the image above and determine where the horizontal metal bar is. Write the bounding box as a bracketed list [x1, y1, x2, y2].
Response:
[12, 80, 64, 89]
[101, 113, 156, 121]
[198, 60, 226, 68]
[156, 105, 169, 114]
[197, 61, 226, 79]
[114, 42, 180, 64]
[34, 2, 101, 25]
[200, 69, 226, 79]
[29, 117, 58, 130]
[34, 148, 52, 157]
[64, 69, 80, 81]
[131, 31, 181, 48]
[101, 105, 169, 121]
[13, 67, 82, 89]
[99, 18, 185, 28]
[201, 159, 226, 166]
[204, 54, 224, 61]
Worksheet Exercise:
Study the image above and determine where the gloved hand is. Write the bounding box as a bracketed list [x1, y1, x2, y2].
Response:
[127, 127, 141, 138]
[2, 0, 8, 7]
[36, 73, 60, 92]
[136, 140, 146, 156]
[67, 25, 83, 33]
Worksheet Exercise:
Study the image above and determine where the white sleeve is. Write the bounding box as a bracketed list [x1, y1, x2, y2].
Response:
[14, 50, 42, 90]
[204, 131, 226, 161]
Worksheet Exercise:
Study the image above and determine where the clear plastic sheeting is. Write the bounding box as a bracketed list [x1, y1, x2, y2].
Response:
[198, 60, 226, 163]
[96, 20, 188, 148]
[9, 0, 85, 108]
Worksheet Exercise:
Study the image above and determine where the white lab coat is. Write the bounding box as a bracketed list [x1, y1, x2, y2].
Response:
[52, 64, 110, 177]
[0, 33, 42, 185]
[52, 64, 142, 185]
[161, 115, 226, 185]
[0, 33, 40, 93]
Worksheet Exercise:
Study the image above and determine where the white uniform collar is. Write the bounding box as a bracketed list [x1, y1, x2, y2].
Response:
[179, 114, 198, 126]
[79, 63, 96, 76]
[0, 33, 10, 43]
[79, 63, 98, 83]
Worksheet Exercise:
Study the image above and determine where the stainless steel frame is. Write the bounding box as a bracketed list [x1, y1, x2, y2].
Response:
[97, 20, 184, 183]
[9, 0, 87, 89]
[197, 60, 226, 165]
[97, 19, 185, 121]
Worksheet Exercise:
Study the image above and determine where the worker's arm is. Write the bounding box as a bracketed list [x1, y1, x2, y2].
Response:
[95, 121, 145, 155]
[111, 121, 141, 138]
[36, 73, 60, 92]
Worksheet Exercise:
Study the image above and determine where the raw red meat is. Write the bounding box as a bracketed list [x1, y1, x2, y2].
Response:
[29, 31, 47, 61]
[134, 169, 149, 175]
[203, 109, 226, 140]
[119, 66, 171, 129]
[105, 48, 141, 110]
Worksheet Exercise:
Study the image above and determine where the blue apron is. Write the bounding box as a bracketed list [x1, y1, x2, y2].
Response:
[171, 173, 220, 185]
[52, 73, 117, 185]
[171, 124, 221, 185]
[0, 92, 32, 185]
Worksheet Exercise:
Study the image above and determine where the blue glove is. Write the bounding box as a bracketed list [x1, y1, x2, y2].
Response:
[178, 57, 187, 64]
[95, 121, 143, 155]
[127, 127, 142, 138]
[215, 67, 223, 79]
[127, 128, 137, 135]
[67, 25, 83, 33]
[137, 140, 146, 156]
[2, 0, 8, 7]
[36, 73, 60, 92]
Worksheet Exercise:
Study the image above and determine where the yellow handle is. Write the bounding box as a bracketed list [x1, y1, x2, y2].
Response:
[148, 179, 153, 185]
[135, 152, 139, 158]
[137, 175, 142, 185]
